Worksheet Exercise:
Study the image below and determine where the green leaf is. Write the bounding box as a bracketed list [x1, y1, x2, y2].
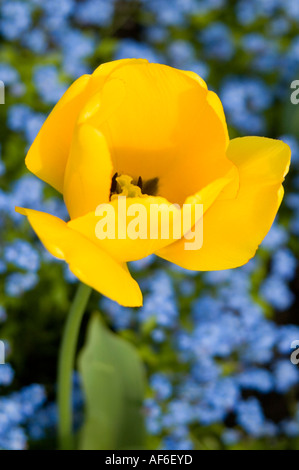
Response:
[78, 314, 146, 450]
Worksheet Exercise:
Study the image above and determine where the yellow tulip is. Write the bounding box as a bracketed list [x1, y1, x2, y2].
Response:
[16, 59, 291, 307]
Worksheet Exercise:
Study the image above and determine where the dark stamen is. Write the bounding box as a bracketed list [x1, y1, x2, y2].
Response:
[110, 172, 118, 198]
[137, 176, 143, 190]
[143, 177, 159, 196]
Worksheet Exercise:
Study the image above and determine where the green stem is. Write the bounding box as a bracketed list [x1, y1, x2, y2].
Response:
[57, 283, 92, 450]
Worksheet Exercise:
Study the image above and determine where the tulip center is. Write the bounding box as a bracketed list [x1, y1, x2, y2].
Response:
[110, 173, 159, 200]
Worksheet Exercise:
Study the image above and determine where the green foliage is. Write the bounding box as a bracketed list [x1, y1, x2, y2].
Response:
[78, 314, 146, 450]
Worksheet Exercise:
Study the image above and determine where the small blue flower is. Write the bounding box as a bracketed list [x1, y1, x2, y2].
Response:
[130, 255, 155, 272]
[0, 63, 19, 85]
[280, 135, 299, 166]
[115, 39, 162, 63]
[221, 429, 242, 446]
[237, 368, 274, 393]
[144, 398, 162, 435]
[273, 360, 299, 393]
[271, 248, 297, 281]
[0, 1, 32, 41]
[260, 275, 295, 311]
[75, 0, 115, 26]
[7, 104, 32, 133]
[150, 373, 172, 400]
[22, 29, 48, 54]
[277, 325, 299, 355]
[101, 297, 133, 331]
[281, 419, 299, 437]
[5, 272, 38, 297]
[0, 364, 14, 387]
[164, 399, 194, 427]
[4, 239, 40, 272]
[261, 223, 288, 250]
[236, 398, 266, 437]
[33, 65, 68, 104]
[200, 23, 234, 61]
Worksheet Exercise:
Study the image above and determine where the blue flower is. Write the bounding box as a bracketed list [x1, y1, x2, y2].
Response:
[144, 0, 187, 27]
[261, 223, 289, 250]
[0, 364, 14, 387]
[151, 328, 166, 343]
[283, 0, 299, 21]
[75, 0, 115, 26]
[33, 65, 68, 105]
[40, 0, 74, 30]
[22, 29, 48, 54]
[242, 33, 269, 54]
[54, 29, 95, 77]
[236, 398, 266, 437]
[221, 429, 242, 446]
[168, 40, 195, 67]
[10, 175, 44, 219]
[144, 398, 162, 435]
[281, 419, 299, 437]
[220, 76, 272, 134]
[277, 325, 299, 354]
[0, 383, 46, 450]
[203, 378, 240, 414]
[4, 240, 40, 272]
[0, 63, 19, 85]
[260, 275, 295, 311]
[200, 23, 234, 61]
[191, 357, 220, 384]
[242, 320, 277, 364]
[0, 427, 27, 450]
[162, 434, 194, 450]
[237, 368, 274, 393]
[235, 1, 258, 26]
[150, 373, 172, 400]
[24, 112, 46, 145]
[271, 248, 297, 281]
[7, 104, 32, 133]
[164, 399, 194, 427]
[130, 255, 155, 272]
[5, 272, 38, 297]
[0, 1, 32, 41]
[280, 135, 299, 166]
[101, 297, 133, 331]
[273, 360, 299, 393]
[139, 271, 178, 329]
[115, 39, 162, 63]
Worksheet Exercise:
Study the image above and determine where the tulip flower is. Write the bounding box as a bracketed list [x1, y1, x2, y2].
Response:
[16, 58, 291, 449]
[17, 59, 290, 307]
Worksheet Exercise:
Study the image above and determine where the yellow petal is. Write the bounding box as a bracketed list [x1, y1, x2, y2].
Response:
[207, 90, 229, 147]
[179, 70, 207, 89]
[25, 60, 148, 194]
[157, 137, 291, 270]
[25, 74, 91, 193]
[81, 61, 233, 205]
[88, 58, 149, 92]
[68, 196, 183, 262]
[63, 124, 113, 218]
[67, 173, 234, 263]
[179, 69, 229, 145]
[16, 208, 142, 307]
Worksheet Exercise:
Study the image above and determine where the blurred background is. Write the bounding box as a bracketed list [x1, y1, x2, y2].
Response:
[0, 0, 299, 450]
